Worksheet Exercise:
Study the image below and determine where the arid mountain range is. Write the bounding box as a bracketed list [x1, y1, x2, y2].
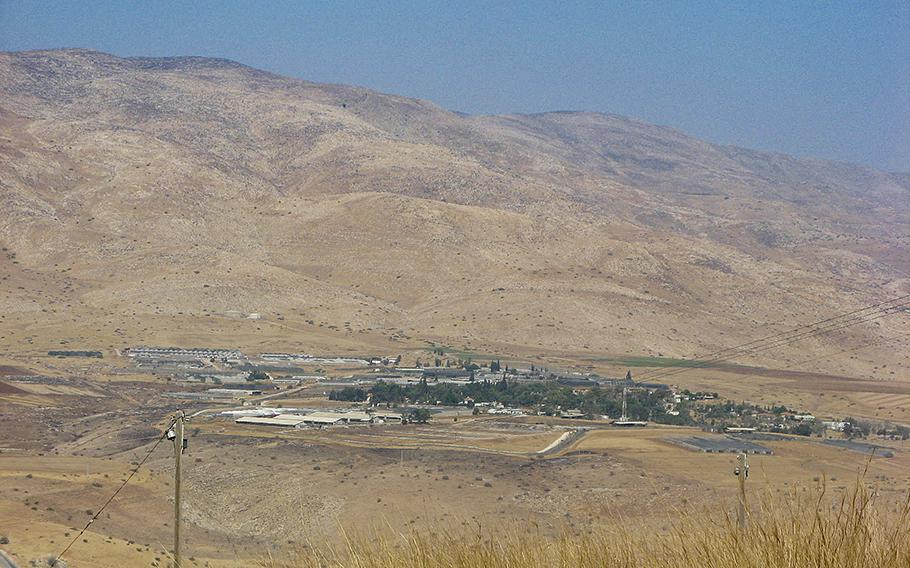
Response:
[1, 49, 908, 377]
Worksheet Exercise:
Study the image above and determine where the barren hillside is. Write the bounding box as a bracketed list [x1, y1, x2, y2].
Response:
[1, 49, 908, 377]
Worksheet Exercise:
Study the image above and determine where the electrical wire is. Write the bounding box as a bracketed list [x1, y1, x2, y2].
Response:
[633, 293, 910, 381]
[677, 331, 910, 407]
[53, 418, 176, 565]
[637, 301, 909, 384]
[630, 295, 910, 383]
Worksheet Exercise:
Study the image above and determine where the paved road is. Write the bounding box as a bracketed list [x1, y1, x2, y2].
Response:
[188, 407, 221, 419]
[250, 384, 308, 403]
[537, 428, 589, 456]
[185, 384, 309, 420]
[0, 549, 19, 568]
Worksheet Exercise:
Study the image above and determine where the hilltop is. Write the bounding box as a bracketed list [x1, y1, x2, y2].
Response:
[0, 48, 908, 376]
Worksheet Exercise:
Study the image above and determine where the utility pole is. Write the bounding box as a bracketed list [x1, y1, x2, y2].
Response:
[170, 410, 186, 568]
[621, 387, 628, 422]
[734, 452, 748, 530]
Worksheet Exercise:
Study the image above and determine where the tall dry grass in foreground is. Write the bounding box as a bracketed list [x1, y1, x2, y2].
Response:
[262, 480, 910, 568]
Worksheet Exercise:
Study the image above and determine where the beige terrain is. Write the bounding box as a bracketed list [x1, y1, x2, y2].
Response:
[0, 49, 908, 377]
[2, 370, 909, 568]
[1, 49, 909, 567]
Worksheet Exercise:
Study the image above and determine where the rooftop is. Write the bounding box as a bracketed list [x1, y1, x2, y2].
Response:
[235, 414, 307, 427]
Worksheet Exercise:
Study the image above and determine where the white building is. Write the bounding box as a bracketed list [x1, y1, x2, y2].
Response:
[823, 421, 848, 432]
[236, 415, 308, 427]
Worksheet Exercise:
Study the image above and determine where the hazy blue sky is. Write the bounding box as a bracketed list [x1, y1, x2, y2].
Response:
[1, 1, 907, 171]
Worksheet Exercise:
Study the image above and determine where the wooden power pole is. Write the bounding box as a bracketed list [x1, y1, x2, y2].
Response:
[735, 452, 748, 530]
[172, 410, 186, 568]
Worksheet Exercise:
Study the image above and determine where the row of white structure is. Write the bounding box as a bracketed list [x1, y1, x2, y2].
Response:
[234, 410, 404, 428]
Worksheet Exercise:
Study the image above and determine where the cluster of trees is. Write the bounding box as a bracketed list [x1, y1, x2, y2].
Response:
[329, 387, 368, 401]
[678, 389, 721, 400]
[688, 400, 817, 434]
[411, 355, 508, 373]
[246, 370, 270, 382]
[48, 350, 103, 358]
[329, 379, 674, 421]
[682, 403, 910, 439]
[844, 418, 910, 440]
[327, 376, 910, 438]
[881, 424, 910, 440]
[778, 422, 814, 437]
[405, 408, 432, 423]
[696, 400, 767, 422]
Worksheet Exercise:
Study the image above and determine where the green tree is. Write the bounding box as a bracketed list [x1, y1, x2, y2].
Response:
[406, 408, 432, 423]
[791, 423, 812, 437]
[247, 370, 270, 382]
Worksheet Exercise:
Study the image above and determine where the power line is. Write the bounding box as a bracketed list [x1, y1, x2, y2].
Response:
[744, 330, 910, 379]
[54, 418, 176, 565]
[638, 300, 908, 384]
[630, 294, 910, 383]
[633, 293, 910, 381]
[668, 331, 910, 413]
[641, 300, 908, 384]
[721, 304, 906, 358]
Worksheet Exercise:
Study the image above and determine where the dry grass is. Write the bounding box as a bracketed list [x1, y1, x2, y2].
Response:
[261, 478, 910, 568]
